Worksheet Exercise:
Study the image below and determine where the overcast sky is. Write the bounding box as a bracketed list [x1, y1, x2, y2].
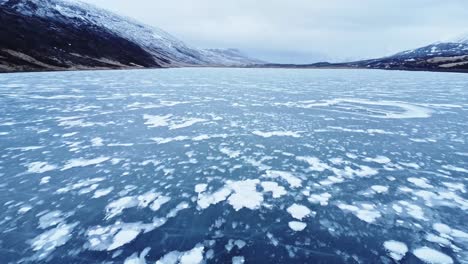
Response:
[80, 0, 468, 63]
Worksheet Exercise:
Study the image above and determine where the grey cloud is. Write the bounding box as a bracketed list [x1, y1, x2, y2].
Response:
[80, 0, 468, 63]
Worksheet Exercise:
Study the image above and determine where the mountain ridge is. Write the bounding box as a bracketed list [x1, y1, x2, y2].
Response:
[0, 0, 262, 72]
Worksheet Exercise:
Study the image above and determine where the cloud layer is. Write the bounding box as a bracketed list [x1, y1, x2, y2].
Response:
[81, 0, 468, 63]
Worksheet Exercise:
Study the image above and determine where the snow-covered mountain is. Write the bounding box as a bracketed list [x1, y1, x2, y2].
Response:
[343, 35, 468, 72]
[0, 0, 263, 72]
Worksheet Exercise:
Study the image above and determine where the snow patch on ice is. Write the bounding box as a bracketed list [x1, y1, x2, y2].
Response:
[62, 156, 109, 170]
[252, 130, 301, 138]
[413, 247, 453, 264]
[383, 240, 408, 261]
[26, 162, 57, 173]
[288, 221, 307, 231]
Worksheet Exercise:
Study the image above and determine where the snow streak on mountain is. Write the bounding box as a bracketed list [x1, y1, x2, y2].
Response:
[0, 0, 263, 72]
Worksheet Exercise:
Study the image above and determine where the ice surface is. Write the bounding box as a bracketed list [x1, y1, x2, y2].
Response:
[1, 68, 467, 263]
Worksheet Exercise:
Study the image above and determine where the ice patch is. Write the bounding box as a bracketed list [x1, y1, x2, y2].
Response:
[232, 256, 245, 264]
[337, 203, 381, 223]
[282, 98, 433, 119]
[287, 204, 312, 220]
[38, 211, 67, 229]
[169, 118, 207, 130]
[124, 247, 151, 264]
[227, 179, 264, 211]
[195, 184, 208, 193]
[220, 147, 241, 158]
[252, 130, 301, 138]
[363, 156, 391, 164]
[30, 223, 77, 260]
[197, 187, 232, 210]
[308, 192, 332, 205]
[196, 179, 264, 211]
[62, 156, 109, 170]
[407, 177, 433, 189]
[18, 205, 32, 214]
[288, 221, 307, 231]
[156, 244, 204, 264]
[143, 114, 172, 128]
[371, 185, 389, 193]
[26, 162, 57, 173]
[383, 240, 408, 261]
[86, 222, 163, 251]
[93, 187, 114, 198]
[149, 196, 171, 211]
[264, 170, 302, 188]
[296, 156, 330, 171]
[442, 165, 468, 174]
[143, 114, 206, 130]
[105, 191, 168, 219]
[413, 247, 453, 264]
[90, 137, 104, 146]
[40, 176, 51, 185]
[261, 181, 287, 198]
[109, 229, 141, 251]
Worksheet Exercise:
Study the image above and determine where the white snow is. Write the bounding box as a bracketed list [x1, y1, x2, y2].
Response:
[169, 118, 206, 130]
[363, 156, 391, 164]
[91, 137, 104, 146]
[194, 184, 208, 193]
[108, 229, 141, 251]
[232, 256, 245, 264]
[383, 240, 408, 261]
[156, 244, 204, 264]
[264, 170, 302, 188]
[442, 165, 468, 174]
[413, 247, 453, 264]
[220, 147, 241, 158]
[261, 181, 287, 198]
[197, 187, 232, 209]
[287, 204, 312, 220]
[337, 203, 381, 223]
[288, 221, 307, 231]
[62, 156, 110, 170]
[26, 162, 57, 173]
[252, 130, 301, 138]
[371, 185, 389, 193]
[227, 179, 264, 211]
[308, 192, 332, 205]
[40, 176, 51, 185]
[124, 247, 151, 264]
[30, 223, 77, 259]
[92, 187, 114, 198]
[407, 177, 433, 189]
[296, 156, 330, 171]
[143, 114, 172, 128]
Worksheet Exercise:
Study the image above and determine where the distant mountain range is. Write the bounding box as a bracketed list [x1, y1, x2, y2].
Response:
[264, 37, 468, 73]
[0, 0, 467, 73]
[0, 0, 262, 72]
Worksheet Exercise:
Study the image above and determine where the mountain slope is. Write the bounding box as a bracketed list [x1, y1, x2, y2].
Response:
[260, 36, 468, 73]
[0, 0, 262, 72]
[337, 37, 468, 72]
[349, 42, 468, 72]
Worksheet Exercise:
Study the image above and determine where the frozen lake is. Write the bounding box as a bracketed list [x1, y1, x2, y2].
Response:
[0, 68, 467, 263]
